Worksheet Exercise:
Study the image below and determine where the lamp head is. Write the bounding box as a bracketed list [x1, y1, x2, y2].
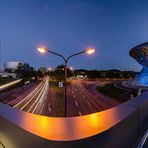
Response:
[37, 47, 48, 54]
[85, 48, 95, 55]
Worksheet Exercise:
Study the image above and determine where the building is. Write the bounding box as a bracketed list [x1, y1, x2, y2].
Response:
[129, 42, 148, 86]
[0, 72, 17, 79]
[4, 61, 21, 73]
[0, 61, 22, 79]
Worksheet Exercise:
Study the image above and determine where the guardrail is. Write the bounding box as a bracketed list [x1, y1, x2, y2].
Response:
[0, 91, 148, 148]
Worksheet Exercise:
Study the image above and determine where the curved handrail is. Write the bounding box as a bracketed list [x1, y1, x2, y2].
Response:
[0, 102, 136, 141]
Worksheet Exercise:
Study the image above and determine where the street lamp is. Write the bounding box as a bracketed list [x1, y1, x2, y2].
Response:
[37, 47, 95, 117]
[69, 66, 74, 71]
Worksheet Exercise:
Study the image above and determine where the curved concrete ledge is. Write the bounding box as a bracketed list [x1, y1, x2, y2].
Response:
[0, 91, 148, 148]
[0, 102, 136, 141]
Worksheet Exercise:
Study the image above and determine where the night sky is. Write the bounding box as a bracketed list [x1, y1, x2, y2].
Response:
[0, 0, 148, 71]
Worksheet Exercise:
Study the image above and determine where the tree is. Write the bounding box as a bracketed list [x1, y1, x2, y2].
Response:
[50, 64, 73, 81]
[15, 63, 38, 83]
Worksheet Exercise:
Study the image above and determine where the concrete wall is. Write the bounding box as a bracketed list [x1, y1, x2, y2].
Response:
[0, 91, 148, 148]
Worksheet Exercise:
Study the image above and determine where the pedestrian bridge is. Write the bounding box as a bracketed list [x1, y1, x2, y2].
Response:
[0, 91, 148, 148]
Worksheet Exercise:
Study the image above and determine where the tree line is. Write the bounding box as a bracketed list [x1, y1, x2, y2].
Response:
[74, 69, 137, 79]
[15, 63, 137, 84]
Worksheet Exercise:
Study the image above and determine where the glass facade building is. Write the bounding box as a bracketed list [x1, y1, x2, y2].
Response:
[130, 42, 148, 86]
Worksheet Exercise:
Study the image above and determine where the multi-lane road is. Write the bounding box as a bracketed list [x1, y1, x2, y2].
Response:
[0, 78, 50, 115]
[0, 78, 120, 117]
[67, 80, 119, 116]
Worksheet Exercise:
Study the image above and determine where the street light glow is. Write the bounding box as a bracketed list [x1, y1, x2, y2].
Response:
[37, 48, 48, 54]
[48, 67, 52, 71]
[85, 48, 95, 55]
[70, 66, 74, 70]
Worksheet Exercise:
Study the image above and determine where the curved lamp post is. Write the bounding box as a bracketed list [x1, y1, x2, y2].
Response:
[37, 47, 95, 117]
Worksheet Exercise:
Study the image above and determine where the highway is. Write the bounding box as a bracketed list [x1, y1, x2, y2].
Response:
[13, 77, 49, 115]
[39, 86, 56, 117]
[0, 77, 51, 115]
[0, 78, 120, 117]
[67, 80, 119, 117]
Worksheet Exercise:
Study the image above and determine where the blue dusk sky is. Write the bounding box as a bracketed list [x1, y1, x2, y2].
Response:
[0, 0, 148, 71]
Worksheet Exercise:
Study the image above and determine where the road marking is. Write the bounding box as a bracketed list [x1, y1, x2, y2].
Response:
[75, 100, 78, 107]
[48, 102, 51, 107]
[73, 95, 75, 98]
[75, 88, 77, 91]
[48, 107, 52, 112]
[48, 101, 51, 113]
[78, 111, 82, 116]
[83, 95, 86, 98]
[87, 100, 91, 106]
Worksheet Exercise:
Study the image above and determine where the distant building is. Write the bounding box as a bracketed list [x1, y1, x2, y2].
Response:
[0, 61, 22, 79]
[0, 72, 17, 79]
[4, 61, 21, 73]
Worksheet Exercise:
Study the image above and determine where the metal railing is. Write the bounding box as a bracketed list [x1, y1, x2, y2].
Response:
[138, 129, 148, 148]
[0, 141, 5, 148]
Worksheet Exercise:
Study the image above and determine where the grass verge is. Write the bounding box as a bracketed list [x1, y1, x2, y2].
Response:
[96, 84, 127, 102]
[49, 80, 71, 116]
[53, 87, 65, 117]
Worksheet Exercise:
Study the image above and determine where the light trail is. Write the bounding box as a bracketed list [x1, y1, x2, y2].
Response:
[13, 81, 44, 108]
[0, 79, 21, 91]
[39, 102, 45, 115]
[27, 84, 45, 112]
[31, 78, 49, 114]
